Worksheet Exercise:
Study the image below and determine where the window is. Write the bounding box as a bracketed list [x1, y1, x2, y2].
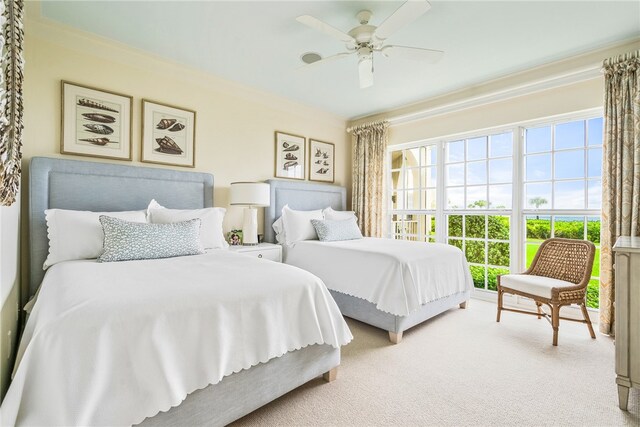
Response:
[447, 214, 510, 290]
[445, 132, 513, 210]
[523, 117, 603, 308]
[387, 111, 603, 309]
[443, 132, 513, 290]
[390, 145, 437, 242]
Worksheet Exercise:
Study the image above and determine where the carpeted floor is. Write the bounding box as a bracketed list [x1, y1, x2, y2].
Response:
[233, 299, 639, 426]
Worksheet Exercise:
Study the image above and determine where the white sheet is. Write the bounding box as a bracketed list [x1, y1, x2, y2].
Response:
[284, 238, 473, 316]
[1, 251, 352, 426]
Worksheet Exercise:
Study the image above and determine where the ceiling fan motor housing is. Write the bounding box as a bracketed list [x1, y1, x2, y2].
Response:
[348, 24, 377, 45]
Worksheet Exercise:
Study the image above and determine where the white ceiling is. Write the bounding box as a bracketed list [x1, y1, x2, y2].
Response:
[39, 1, 640, 119]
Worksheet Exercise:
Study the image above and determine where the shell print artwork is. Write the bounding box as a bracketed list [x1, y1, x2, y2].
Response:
[282, 143, 299, 152]
[155, 136, 183, 155]
[83, 124, 114, 135]
[82, 113, 116, 124]
[156, 118, 177, 130]
[78, 137, 117, 146]
[284, 153, 298, 160]
[168, 123, 185, 132]
[283, 161, 298, 170]
[77, 98, 119, 113]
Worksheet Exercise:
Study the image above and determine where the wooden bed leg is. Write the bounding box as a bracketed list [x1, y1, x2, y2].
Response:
[389, 331, 403, 344]
[459, 301, 468, 309]
[323, 367, 338, 382]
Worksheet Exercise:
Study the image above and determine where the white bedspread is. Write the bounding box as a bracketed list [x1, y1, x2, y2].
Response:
[284, 238, 473, 316]
[1, 251, 352, 426]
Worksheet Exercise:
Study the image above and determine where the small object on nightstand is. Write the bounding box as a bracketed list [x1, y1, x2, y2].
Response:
[228, 242, 282, 263]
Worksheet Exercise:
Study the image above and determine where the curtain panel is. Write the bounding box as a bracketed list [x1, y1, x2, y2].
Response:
[0, 0, 24, 206]
[350, 121, 389, 237]
[600, 51, 640, 335]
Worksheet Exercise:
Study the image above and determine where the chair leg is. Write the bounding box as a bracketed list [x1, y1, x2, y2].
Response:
[551, 304, 560, 346]
[535, 302, 542, 319]
[580, 302, 596, 339]
[496, 288, 503, 323]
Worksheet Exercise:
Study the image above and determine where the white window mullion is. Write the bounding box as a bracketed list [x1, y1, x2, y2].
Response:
[436, 141, 446, 243]
[513, 126, 523, 273]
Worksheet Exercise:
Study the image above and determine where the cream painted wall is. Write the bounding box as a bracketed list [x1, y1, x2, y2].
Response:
[388, 78, 603, 145]
[21, 14, 351, 236]
[0, 197, 20, 402]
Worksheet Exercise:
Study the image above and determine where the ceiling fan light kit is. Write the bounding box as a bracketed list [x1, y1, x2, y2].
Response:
[296, 0, 443, 89]
[300, 52, 322, 64]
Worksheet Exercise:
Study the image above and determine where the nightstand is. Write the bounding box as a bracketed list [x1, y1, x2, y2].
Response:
[228, 243, 282, 262]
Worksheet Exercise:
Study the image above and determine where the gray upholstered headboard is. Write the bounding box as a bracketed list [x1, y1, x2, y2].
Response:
[264, 179, 346, 244]
[29, 157, 214, 297]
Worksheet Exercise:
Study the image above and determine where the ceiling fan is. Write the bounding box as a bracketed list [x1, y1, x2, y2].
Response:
[296, 0, 443, 89]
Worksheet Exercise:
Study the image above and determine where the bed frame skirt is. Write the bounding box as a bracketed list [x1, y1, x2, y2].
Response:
[140, 344, 339, 426]
[329, 290, 470, 337]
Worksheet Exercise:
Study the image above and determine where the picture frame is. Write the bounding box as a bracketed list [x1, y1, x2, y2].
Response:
[228, 229, 243, 246]
[274, 131, 306, 180]
[141, 99, 196, 168]
[61, 81, 133, 161]
[308, 139, 335, 183]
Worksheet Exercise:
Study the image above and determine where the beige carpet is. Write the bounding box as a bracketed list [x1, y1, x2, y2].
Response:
[233, 299, 639, 426]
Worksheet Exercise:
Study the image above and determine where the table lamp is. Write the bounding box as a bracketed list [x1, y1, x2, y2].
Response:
[229, 182, 270, 245]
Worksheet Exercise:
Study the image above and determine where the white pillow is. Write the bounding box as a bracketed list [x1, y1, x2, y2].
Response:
[281, 205, 324, 244]
[148, 207, 228, 249]
[44, 209, 146, 269]
[146, 198, 164, 218]
[323, 207, 357, 221]
[272, 217, 286, 245]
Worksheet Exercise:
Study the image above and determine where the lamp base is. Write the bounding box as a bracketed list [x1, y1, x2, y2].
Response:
[242, 207, 259, 245]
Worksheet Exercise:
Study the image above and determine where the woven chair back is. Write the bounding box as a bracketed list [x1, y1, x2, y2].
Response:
[528, 238, 595, 285]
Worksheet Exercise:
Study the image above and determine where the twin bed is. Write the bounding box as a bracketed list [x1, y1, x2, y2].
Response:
[264, 179, 472, 344]
[2, 157, 351, 426]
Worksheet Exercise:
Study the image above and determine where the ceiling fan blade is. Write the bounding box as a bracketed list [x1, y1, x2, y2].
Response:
[374, 0, 432, 41]
[358, 57, 374, 89]
[381, 45, 444, 63]
[297, 52, 354, 70]
[296, 15, 356, 45]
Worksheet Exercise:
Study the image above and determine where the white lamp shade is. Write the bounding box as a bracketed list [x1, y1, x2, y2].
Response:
[230, 182, 270, 207]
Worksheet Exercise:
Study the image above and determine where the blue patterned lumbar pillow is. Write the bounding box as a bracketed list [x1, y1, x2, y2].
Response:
[310, 218, 363, 242]
[98, 216, 204, 262]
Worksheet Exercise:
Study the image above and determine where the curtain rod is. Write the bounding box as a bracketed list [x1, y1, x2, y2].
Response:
[346, 120, 388, 133]
[603, 50, 640, 67]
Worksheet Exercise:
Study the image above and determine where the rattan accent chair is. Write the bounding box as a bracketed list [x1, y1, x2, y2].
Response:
[496, 238, 597, 346]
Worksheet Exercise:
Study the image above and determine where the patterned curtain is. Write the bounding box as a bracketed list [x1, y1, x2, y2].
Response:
[350, 121, 388, 237]
[600, 51, 640, 335]
[0, 0, 24, 206]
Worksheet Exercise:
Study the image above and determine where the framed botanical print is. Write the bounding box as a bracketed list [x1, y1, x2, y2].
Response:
[274, 131, 306, 180]
[309, 139, 335, 183]
[61, 81, 132, 161]
[141, 100, 196, 168]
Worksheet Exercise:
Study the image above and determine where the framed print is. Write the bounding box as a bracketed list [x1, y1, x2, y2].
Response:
[141, 100, 196, 168]
[61, 81, 132, 161]
[228, 229, 243, 246]
[274, 131, 306, 180]
[309, 139, 335, 183]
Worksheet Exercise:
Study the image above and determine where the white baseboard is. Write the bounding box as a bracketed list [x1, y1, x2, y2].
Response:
[471, 289, 599, 324]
